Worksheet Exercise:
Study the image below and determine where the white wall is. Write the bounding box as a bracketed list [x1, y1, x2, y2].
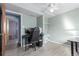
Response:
[43, 16, 49, 35]
[21, 14, 37, 35]
[37, 15, 49, 35]
[37, 15, 51, 45]
[48, 8, 79, 43]
[37, 16, 43, 29]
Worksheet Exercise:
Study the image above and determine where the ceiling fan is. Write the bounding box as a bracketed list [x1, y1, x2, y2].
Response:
[48, 3, 58, 12]
[42, 3, 58, 16]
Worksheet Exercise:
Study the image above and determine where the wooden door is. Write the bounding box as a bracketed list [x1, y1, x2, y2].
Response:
[0, 4, 2, 56]
[1, 3, 7, 56]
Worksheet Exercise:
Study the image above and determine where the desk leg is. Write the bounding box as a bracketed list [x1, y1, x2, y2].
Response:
[71, 41, 74, 56]
[75, 42, 78, 53]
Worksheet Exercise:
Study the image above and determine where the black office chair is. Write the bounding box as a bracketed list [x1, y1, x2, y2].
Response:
[30, 27, 40, 51]
[24, 27, 42, 51]
[36, 32, 43, 47]
[24, 28, 34, 51]
[24, 27, 39, 51]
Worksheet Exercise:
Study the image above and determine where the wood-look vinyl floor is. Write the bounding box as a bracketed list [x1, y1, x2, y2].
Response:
[4, 41, 79, 56]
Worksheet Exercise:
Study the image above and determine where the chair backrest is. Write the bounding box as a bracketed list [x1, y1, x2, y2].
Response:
[31, 27, 40, 43]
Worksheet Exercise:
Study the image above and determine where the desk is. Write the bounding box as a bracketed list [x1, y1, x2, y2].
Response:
[68, 39, 79, 56]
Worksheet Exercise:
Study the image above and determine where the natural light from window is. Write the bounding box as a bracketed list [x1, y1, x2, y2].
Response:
[64, 18, 74, 30]
[63, 18, 77, 36]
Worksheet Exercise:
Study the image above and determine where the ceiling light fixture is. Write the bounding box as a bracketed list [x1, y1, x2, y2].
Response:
[48, 3, 58, 13]
[49, 8, 54, 12]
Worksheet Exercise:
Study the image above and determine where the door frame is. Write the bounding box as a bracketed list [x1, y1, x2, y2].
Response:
[6, 10, 23, 47]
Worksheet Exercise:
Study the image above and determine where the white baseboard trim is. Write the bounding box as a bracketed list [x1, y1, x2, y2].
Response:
[46, 39, 63, 44]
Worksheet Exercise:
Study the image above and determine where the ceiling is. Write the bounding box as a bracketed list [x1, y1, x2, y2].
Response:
[6, 3, 41, 17]
[6, 3, 79, 18]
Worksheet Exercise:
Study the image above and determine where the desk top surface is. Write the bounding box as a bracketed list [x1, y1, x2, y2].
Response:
[68, 37, 79, 42]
